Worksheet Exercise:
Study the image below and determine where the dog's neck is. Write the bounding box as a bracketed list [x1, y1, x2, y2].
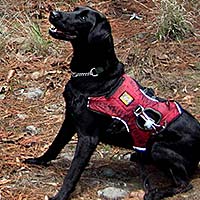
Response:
[70, 36, 119, 76]
[69, 62, 124, 95]
[68, 38, 124, 94]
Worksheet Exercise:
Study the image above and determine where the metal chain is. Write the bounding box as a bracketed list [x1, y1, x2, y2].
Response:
[71, 68, 98, 78]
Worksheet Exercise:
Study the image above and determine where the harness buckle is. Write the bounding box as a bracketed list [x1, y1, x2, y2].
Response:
[134, 105, 144, 117]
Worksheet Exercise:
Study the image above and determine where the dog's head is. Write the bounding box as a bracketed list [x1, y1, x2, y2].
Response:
[49, 6, 123, 79]
[49, 6, 111, 44]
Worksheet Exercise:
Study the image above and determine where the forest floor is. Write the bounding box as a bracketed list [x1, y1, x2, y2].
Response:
[0, 0, 200, 199]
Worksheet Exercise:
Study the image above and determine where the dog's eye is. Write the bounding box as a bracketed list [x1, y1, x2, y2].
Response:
[79, 15, 86, 21]
[78, 10, 88, 21]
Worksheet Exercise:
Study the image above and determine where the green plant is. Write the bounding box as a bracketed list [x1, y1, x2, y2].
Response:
[26, 18, 51, 54]
[17, 15, 52, 56]
[28, 21, 51, 54]
[156, 0, 193, 40]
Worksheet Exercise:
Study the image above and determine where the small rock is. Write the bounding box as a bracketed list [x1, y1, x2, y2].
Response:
[24, 88, 44, 99]
[0, 86, 8, 99]
[0, 85, 8, 93]
[24, 125, 38, 135]
[17, 113, 28, 120]
[97, 187, 128, 200]
[45, 104, 61, 112]
[157, 54, 169, 60]
[101, 167, 116, 178]
[136, 32, 147, 39]
[31, 71, 42, 80]
[0, 94, 6, 99]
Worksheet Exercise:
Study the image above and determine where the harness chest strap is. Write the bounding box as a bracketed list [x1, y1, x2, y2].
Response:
[87, 74, 182, 149]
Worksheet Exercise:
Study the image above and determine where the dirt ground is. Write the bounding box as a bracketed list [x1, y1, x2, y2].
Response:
[0, 0, 200, 199]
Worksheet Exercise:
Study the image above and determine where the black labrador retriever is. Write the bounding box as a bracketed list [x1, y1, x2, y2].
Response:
[25, 6, 200, 200]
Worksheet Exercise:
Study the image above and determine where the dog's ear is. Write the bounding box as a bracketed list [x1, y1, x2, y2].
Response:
[88, 16, 111, 44]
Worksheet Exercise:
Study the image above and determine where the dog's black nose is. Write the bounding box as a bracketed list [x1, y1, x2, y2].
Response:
[50, 11, 62, 20]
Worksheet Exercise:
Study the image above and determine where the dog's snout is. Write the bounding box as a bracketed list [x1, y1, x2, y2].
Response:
[50, 11, 62, 20]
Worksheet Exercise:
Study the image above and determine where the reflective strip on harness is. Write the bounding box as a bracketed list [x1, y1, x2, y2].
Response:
[87, 74, 182, 148]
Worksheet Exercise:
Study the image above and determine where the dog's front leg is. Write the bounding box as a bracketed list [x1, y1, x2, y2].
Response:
[49, 134, 99, 200]
[24, 114, 76, 166]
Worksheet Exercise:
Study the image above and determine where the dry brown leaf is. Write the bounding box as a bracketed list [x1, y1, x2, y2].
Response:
[7, 69, 15, 82]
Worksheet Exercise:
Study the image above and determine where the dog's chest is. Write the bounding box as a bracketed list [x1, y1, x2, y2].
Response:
[63, 82, 88, 117]
[87, 74, 182, 149]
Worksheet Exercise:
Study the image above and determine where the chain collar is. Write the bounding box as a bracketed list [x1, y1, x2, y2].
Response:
[71, 68, 100, 78]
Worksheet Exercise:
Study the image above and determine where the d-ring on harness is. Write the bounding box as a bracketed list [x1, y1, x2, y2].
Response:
[134, 105, 165, 132]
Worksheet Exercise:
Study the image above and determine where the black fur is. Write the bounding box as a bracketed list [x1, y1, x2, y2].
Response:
[24, 6, 200, 200]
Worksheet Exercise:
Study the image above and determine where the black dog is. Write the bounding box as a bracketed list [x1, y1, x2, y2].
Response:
[25, 6, 200, 200]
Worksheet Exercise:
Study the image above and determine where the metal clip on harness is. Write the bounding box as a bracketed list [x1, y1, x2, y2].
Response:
[134, 105, 162, 132]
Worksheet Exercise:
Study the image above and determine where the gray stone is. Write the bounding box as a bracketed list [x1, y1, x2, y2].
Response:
[0, 94, 6, 99]
[31, 71, 42, 80]
[0, 86, 8, 99]
[101, 168, 116, 178]
[17, 113, 28, 120]
[45, 104, 61, 112]
[97, 187, 128, 200]
[24, 88, 44, 99]
[24, 125, 38, 135]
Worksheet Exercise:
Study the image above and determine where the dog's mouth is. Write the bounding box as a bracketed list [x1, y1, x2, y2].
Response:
[49, 25, 77, 40]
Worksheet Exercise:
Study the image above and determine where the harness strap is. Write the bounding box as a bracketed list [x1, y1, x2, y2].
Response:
[88, 74, 182, 148]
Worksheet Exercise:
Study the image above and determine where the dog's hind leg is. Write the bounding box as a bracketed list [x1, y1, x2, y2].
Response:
[144, 142, 192, 200]
[24, 113, 76, 166]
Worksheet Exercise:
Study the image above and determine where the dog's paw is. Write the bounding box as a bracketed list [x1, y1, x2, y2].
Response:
[130, 152, 139, 162]
[144, 188, 161, 200]
[23, 157, 49, 166]
[144, 183, 193, 200]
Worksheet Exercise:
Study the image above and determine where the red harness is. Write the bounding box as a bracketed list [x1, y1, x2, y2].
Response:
[88, 74, 182, 149]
